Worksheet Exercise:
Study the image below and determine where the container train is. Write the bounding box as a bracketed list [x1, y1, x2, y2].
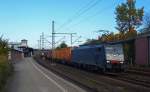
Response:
[44, 42, 126, 72]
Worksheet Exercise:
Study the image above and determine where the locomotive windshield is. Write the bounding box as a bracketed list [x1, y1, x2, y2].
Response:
[105, 44, 124, 61]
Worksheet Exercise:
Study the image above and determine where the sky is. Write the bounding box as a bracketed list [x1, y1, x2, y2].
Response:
[0, 0, 150, 48]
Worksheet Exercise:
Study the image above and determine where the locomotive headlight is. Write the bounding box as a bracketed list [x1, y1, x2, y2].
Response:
[107, 61, 110, 63]
[120, 61, 124, 64]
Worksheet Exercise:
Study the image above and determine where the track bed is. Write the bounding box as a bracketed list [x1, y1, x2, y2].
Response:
[34, 57, 150, 92]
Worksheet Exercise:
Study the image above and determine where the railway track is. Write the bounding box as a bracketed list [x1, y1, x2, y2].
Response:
[127, 69, 150, 76]
[116, 77, 150, 88]
[105, 72, 150, 88]
[120, 68, 150, 87]
[129, 67, 150, 72]
[34, 57, 150, 92]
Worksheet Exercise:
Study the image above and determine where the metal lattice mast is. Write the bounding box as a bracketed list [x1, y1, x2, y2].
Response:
[52, 21, 55, 62]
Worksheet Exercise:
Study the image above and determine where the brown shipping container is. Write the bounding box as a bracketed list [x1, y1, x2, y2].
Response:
[135, 37, 149, 65]
[54, 47, 72, 63]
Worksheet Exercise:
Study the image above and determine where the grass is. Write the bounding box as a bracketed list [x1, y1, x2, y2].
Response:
[0, 55, 12, 92]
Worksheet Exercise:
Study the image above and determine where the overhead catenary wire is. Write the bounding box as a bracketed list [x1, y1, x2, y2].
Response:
[49, 0, 120, 48]
[57, 0, 103, 31]
[68, 0, 121, 29]
[58, 0, 120, 34]
[59, 0, 120, 42]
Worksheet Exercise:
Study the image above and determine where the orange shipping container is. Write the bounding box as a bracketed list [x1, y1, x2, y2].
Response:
[53, 47, 72, 63]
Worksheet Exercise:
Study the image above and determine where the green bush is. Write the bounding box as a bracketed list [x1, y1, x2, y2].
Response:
[0, 56, 12, 92]
[0, 36, 8, 55]
[0, 36, 11, 91]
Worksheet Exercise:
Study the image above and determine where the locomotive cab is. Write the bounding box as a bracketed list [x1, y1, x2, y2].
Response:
[105, 44, 125, 71]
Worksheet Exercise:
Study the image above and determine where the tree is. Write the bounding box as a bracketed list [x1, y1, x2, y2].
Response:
[83, 32, 117, 45]
[83, 39, 102, 45]
[56, 42, 68, 49]
[100, 32, 115, 42]
[115, 0, 144, 36]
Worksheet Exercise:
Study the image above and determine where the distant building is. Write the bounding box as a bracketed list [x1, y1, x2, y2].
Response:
[21, 39, 28, 47]
[8, 42, 21, 49]
[9, 39, 33, 57]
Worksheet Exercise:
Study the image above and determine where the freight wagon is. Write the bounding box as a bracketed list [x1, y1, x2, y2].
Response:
[135, 35, 150, 65]
[72, 43, 125, 72]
